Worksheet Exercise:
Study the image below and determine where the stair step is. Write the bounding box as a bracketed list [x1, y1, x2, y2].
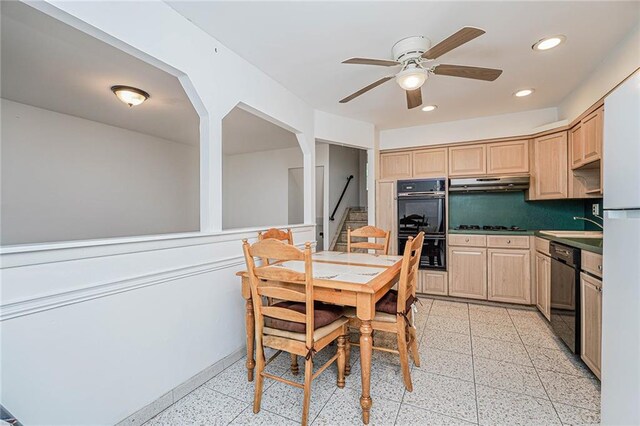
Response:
[345, 220, 368, 229]
[347, 211, 368, 221]
[337, 231, 368, 243]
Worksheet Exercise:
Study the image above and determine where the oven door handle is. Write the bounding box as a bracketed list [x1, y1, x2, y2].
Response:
[397, 191, 445, 197]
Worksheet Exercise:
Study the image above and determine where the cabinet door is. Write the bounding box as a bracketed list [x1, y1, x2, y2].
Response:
[569, 124, 584, 169]
[535, 253, 551, 320]
[376, 180, 397, 255]
[531, 132, 568, 200]
[448, 247, 487, 299]
[413, 148, 448, 178]
[580, 272, 602, 379]
[486, 140, 529, 175]
[419, 270, 448, 296]
[488, 249, 531, 304]
[582, 107, 603, 165]
[449, 144, 486, 176]
[380, 152, 412, 179]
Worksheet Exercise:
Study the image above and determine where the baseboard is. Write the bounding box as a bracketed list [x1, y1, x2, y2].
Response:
[115, 346, 246, 426]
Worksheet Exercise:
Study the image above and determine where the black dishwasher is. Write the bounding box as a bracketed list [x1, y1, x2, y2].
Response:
[549, 242, 581, 353]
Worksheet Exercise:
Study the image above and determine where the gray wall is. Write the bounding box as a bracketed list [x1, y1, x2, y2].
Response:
[327, 144, 362, 243]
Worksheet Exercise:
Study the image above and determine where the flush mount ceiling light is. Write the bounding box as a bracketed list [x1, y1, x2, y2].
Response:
[111, 85, 150, 107]
[395, 66, 428, 91]
[532, 35, 566, 51]
[514, 88, 535, 97]
[421, 105, 437, 112]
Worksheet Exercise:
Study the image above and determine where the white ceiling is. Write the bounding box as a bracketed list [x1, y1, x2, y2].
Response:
[222, 107, 299, 155]
[1, 2, 199, 145]
[168, 1, 639, 130]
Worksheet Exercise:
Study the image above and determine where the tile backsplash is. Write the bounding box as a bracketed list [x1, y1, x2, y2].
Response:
[449, 192, 604, 231]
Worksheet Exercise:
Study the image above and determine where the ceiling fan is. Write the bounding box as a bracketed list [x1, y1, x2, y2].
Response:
[339, 27, 503, 109]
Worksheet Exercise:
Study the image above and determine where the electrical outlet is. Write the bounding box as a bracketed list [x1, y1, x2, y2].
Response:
[592, 204, 600, 215]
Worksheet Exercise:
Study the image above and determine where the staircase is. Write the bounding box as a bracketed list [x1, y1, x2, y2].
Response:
[331, 207, 368, 252]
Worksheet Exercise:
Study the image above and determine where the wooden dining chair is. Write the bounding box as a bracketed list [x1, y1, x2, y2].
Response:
[347, 225, 391, 255]
[242, 238, 348, 426]
[345, 231, 424, 392]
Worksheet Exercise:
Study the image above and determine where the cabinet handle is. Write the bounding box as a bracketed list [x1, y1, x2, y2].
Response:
[465, 238, 469, 242]
[597, 265, 602, 271]
[507, 239, 511, 244]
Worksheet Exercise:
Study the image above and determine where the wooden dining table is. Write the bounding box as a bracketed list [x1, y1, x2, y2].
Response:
[236, 250, 403, 424]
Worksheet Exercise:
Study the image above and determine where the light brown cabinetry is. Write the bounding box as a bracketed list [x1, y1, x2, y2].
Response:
[413, 148, 448, 178]
[581, 272, 602, 379]
[380, 152, 411, 179]
[582, 251, 603, 278]
[486, 140, 529, 175]
[581, 107, 604, 167]
[449, 144, 486, 176]
[448, 246, 488, 299]
[535, 252, 551, 320]
[375, 180, 397, 255]
[529, 131, 568, 200]
[488, 249, 531, 304]
[418, 270, 448, 296]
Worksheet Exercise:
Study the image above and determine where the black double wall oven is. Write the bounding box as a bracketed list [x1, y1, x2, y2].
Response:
[397, 179, 446, 270]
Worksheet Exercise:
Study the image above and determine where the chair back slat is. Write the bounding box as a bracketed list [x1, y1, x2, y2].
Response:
[397, 232, 424, 314]
[347, 225, 391, 255]
[251, 238, 304, 262]
[257, 285, 306, 303]
[243, 239, 315, 347]
[261, 306, 307, 323]
[258, 228, 294, 245]
[254, 266, 306, 283]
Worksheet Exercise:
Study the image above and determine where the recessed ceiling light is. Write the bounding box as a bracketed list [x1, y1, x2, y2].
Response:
[421, 105, 437, 112]
[532, 35, 566, 51]
[111, 85, 150, 107]
[514, 89, 534, 97]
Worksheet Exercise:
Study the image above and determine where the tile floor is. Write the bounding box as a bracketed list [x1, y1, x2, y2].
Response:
[145, 298, 601, 425]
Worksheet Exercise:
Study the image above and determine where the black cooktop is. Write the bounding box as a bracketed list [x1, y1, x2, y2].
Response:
[455, 225, 527, 231]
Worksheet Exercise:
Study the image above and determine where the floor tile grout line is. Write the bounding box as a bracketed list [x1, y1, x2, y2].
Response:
[507, 308, 564, 424]
[467, 303, 482, 425]
[400, 400, 480, 425]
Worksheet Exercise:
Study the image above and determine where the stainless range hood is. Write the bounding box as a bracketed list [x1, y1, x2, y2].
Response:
[449, 176, 530, 193]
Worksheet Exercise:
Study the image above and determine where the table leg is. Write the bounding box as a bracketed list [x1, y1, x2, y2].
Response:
[359, 320, 373, 425]
[245, 299, 255, 382]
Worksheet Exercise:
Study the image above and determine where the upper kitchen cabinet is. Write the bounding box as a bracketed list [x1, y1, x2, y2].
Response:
[486, 140, 529, 175]
[528, 131, 568, 200]
[580, 106, 604, 167]
[413, 148, 448, 178]
[379, 152, 412, 180]
[449, 144, 486, 176]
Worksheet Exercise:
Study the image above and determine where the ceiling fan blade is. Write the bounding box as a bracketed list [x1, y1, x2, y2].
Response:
[342, 57, 401, 67]
[433, 64, 503, 81]
[422, 27, 486, 60]
[406, 88, 423, 109]
[340, 76, 393, 103]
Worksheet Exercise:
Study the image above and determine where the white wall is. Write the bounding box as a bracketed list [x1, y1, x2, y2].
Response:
[314, 110, 375, 150]
[379, 107, 558, 150]
[222, 147, 303, 229]
[558, 24, 640, 122]
[0, 1, 318, 425]
[1, 99, 199, 245]
[327, 144, 362, 244]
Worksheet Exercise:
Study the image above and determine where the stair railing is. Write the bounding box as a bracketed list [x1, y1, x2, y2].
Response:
[329, 175, 354, 221]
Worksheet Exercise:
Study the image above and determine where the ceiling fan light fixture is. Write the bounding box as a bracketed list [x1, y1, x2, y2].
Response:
[532, 35, 566, 51]
[514, 88, 535, 97]
[421, 105, 437, 112]
[111, 85, 149, 107]
[395, 67, 427, 91]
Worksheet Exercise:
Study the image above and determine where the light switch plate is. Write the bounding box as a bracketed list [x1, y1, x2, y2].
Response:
[592, 204, 600, 215]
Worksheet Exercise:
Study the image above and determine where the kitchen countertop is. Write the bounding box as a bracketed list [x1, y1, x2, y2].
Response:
[449, 229, 536, 236]
[534, 231, 603, 254]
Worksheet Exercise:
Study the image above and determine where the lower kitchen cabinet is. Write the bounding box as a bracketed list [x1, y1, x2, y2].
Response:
[581, 272, 602, 379]
[448, 247, 487, 299]
[535, 252, 551, 320]
[418, 270, 448, 296]
[488, 249, 531, 304]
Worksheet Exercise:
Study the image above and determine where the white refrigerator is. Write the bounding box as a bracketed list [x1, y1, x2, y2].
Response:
[601, 70, 640, 425]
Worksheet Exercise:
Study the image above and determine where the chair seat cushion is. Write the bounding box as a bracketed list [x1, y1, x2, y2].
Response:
[264, 301, 344, 333]
[264, 317, 349, 342]
[375, 290, 417, 315]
